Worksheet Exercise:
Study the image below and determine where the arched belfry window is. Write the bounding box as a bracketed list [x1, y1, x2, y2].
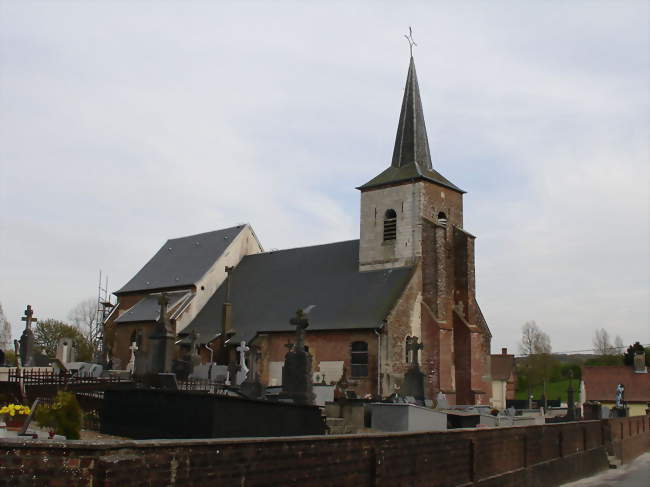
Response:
[437, 211, 448, 227]
[350, 341, 369, 378]
[383, 209, 397, 241]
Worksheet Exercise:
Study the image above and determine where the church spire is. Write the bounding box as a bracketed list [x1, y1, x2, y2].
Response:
[357, 54, 463, 193]
[391, 56, 432, 171]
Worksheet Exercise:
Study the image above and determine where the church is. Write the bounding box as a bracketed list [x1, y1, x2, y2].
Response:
[104, 55, 493, 405]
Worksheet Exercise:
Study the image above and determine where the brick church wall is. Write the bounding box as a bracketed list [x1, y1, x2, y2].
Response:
[3, 416, 648, 486]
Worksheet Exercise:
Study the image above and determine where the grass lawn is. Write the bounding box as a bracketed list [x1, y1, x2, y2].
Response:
[514, 378, 581, 403]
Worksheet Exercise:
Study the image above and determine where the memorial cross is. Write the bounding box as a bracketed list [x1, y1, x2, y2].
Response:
[21, 305, 37, 330]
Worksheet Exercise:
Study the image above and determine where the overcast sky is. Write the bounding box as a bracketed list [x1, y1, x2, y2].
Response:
[1, 1, 648, 355]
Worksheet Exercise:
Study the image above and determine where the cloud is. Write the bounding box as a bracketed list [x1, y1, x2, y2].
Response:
[0, 1, 647, 353]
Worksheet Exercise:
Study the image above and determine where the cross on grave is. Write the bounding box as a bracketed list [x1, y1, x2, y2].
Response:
[289, 306, 314, 352]
[21, 305, 38, 330]
[406, 336, 424, 366]
[235, 341, 250, 385]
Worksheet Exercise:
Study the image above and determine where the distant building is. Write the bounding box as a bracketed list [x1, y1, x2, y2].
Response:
[105, 55, 494, 405]
[581, 364, 650, 416]
[490, 348, 516, 409]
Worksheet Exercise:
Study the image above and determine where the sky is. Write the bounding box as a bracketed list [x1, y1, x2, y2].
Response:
[0, 1, 648, 355]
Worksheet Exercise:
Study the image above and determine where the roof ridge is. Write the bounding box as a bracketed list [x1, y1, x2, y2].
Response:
[166, 224, 248, 242]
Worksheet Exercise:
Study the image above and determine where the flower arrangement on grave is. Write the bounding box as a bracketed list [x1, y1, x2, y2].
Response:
[1, 403, 31, 429]
[35, 391, 82, 440]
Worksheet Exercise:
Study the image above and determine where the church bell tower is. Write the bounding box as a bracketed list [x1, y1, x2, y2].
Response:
[357, 56, 465, 272]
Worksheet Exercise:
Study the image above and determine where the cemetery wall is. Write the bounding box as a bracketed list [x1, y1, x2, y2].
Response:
[0, 416, 648, 486]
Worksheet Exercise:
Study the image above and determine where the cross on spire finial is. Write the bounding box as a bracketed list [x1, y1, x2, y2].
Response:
[404, 26, 417, 58]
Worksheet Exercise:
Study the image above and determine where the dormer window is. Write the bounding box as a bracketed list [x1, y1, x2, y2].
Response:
[383, 209, 397, 241]
[437, 211, 448, 227]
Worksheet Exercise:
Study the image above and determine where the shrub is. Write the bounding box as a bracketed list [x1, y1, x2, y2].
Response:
[35, 391, 82, 439]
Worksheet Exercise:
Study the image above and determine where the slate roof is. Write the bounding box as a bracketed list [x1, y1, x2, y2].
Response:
[358, 57, 463, 193]
[115, 226, 246, 295]
[491, 354, 515, 381]
[115, 291, 193, 324]
[180, 240, 414, 343]
[582, 366, 650, 403]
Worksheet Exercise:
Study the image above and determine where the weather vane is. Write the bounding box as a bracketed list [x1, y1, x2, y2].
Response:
[404, 26, 417, 57]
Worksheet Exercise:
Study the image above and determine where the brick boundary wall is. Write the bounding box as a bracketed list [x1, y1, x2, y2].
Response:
[0, 416, 648, 487]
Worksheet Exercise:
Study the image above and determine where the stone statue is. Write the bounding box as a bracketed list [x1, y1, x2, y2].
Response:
[615, 383, 624, 408]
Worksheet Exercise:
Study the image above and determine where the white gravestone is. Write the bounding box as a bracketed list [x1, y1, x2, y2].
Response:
[435, 392, 449, 409]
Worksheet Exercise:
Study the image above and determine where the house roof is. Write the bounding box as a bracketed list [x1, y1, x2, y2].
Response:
[491, 354, 515, 381]
[180, 240, 414, 343]
[115, 225, 246, 295]
[115, 291, 193, 324]
[357, 57, 463, 193]
[582, 365, 650, 403]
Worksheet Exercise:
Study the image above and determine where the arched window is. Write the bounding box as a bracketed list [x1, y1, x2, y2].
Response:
[383, 209, 397, 241]
[350, 341, 369, 378]
[437, 211, 448, 227]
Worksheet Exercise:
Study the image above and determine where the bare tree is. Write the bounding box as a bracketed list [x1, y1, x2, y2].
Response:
[68, 298, 97, 337]
[519, 321, 552, 355]
[614, 335, 624, 352]
[0, 302, 12, 351]
[593, 328, 613, 355]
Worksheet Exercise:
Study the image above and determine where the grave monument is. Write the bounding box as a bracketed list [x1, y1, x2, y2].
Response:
[148, 293, 176, 376]
[18, 305, 37, 367]
[402, 336, 426, 404]
[280, 307, 316, 405]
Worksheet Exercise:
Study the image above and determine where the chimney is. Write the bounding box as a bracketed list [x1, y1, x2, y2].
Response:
[633, 353, 647, 374]
[502, 347, 508, 356]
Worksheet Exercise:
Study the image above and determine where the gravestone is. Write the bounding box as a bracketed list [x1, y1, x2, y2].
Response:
[211, 365, 229, 383]
[148, 294, 176, 375]
[435, 392, 449, 409]
[402, 336, 425, 404]
[241, 346, 264, 399]
[280, 307, 316, 405]
[18, 305, 37, 367]
[56, 337, 76, 365]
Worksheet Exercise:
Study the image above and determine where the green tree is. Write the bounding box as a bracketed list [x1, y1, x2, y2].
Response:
[33, 319, 93, 362]
[623, 342, 649, 367]
[518, 322, 557, 397]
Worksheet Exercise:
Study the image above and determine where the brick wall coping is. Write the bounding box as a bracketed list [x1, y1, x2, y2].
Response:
[0, 419, 602, 451]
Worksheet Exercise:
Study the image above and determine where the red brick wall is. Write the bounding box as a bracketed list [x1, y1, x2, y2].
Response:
[3, 417, 647, 486]
[255, 330, 378, 397]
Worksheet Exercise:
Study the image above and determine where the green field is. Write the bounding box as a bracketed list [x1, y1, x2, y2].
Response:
[514, 378, 580, 403]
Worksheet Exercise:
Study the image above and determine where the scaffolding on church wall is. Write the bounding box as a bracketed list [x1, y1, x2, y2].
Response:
[92, 270, 114, 362]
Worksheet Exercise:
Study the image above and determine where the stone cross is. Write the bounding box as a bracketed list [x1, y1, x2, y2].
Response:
[406, 336, 424, 366]
[21, 305, 38, 330]
[289, 306, 313, 352]
[235, 341, 250, 385]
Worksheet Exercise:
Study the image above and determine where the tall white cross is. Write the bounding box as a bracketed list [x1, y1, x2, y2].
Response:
[126, 342, 138, 373]
[236, 341, 250, 385]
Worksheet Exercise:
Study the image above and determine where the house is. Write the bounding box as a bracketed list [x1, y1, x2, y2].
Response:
[104, 55, 494, 405]
[490, 348, 516, 409]
[581, 364, 650, 416]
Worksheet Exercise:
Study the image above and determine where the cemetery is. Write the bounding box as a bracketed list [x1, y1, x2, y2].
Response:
[1, 302, 649, 486]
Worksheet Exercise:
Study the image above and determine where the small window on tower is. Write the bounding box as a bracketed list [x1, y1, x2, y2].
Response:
[350, 341, 369, 378]
[383, 209, 397, 241]
[437, 211, 448, 227]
